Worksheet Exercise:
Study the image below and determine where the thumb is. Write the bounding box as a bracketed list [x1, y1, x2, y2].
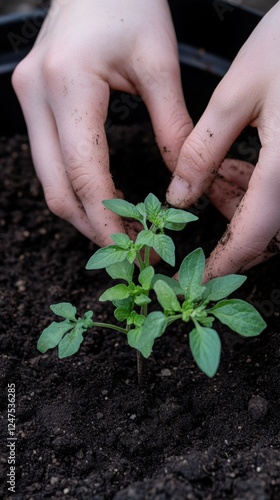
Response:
[166, 82, 252, 208]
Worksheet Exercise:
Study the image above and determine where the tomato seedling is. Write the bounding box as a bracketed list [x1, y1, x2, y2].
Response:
[37, 193, 266, 383]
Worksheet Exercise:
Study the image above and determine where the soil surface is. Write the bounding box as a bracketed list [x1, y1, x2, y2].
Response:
[1, 125, 280, 499]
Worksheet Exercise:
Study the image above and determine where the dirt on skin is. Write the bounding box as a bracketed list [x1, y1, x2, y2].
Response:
[1, 125, 280, 500]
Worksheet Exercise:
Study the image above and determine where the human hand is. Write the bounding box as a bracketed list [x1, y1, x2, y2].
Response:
[166, 1, 280, 279]
[12, 0, 192, 247]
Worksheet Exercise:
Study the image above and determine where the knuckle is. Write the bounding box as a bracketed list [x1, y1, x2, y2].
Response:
[180, 136, 211, 172]
[67, 162, 94, 197]
[12, 56, 34, 95]
[166, 105, 193, 136]
[44, 187, 73, 221]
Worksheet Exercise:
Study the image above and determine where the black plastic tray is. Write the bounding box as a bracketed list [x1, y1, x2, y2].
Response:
[0, 1, 262, 135]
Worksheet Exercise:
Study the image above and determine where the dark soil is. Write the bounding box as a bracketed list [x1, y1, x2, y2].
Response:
[1, 124, 280, 500]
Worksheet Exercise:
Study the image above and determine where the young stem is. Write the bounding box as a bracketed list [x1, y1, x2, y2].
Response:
[92, 322, 127, 335]
[93, 321, 147, 385]
[136, 296, 149, 386]
[144, 246, 151, 267]
[136, 250, 145, 272]
[137, 350, 147, 387]
[136, 245, 150, 272]
[166, 314, 182, 326]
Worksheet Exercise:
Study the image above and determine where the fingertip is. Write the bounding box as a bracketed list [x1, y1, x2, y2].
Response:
[166, 174, 193, 208]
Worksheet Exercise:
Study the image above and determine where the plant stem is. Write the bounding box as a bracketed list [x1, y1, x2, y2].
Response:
[93, 321, 146, 385]
[92, 322, 127, 335]
[144, 246, 150, 267]
[137, 350, 147, 386]
[166, 314, 182, 326]
[136, 302, 149, 386]
[136, 251, 145, 272]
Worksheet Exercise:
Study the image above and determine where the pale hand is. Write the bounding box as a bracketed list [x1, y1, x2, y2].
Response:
[167, 1, 280, 279]
[13, 0, 192, 246]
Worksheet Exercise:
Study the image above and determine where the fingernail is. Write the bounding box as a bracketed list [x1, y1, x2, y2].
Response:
[167, 175, 191, 207]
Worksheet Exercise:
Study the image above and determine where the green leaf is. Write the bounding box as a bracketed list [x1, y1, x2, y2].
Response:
[114, 306, 132, 322]
[126, 311, 145, 328]
[83, 311, 94, 329]
[198, 316, 215, 328]
[58, 323, 85, 358]
[86, 246, 129, 270]
[203, 275, 247, 301]
[154, 280, 182, 313]
[50, 303, 77, 321]
[102, 198, 141, 220]
[134, 294, 151, 306]
[135, 229, 154, 247]
[135, 202, 146, 219]
[110, 233, 132, 249]
[153, 234, 175, 266]
[189, 325, 221, 378]
[126, 248, 137, 264]
[127, 311, 167, 358]
[163, 221, 187, 231]
[138, 266, 154, 290]
[152, 274, 183, 295]
[137, 230, 175, 264]
[84, 311, 94, 320]
[178, 248, 205, 298]
[208, 299, 267, 337]
[99, 284, 129, 302]
[37, 320, 74, 353]
[112, 296, 134, 310]
[106, 260, 134, 282]
[144, 193, 161, 219]
[163, 208, 198, 225]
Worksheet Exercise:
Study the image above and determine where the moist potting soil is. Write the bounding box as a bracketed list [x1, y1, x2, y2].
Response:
[1, 125, 280, 499]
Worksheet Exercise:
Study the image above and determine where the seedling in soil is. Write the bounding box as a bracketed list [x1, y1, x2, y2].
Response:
[37, 193, 266, 383]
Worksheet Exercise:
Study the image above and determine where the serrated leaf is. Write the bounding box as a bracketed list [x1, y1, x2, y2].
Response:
[144, 193, 161, 219]
[134, 294, 151, 306]
[50, 303, 77, 320]
[178, 248, 205, 298]
[110, 233, 132, 249]
[203, 275, 247, 301]
[198, 316, 214, 328]
[112, 296, 134, 310]
[189, 325, 221, 378]
[208, 299, 266, 336]
[153, 234, 175, 266]
[163, 208, 198, 224]
[83, 311, 94, 328]
[84, 311, 94, 320]
[86, 246, 129, 270]
[126, 311, 145, 328]
[127, 311, 167, 358]
[126, 248, 137, 263]
[163, 221, 187, 231]
[152, 274, 183, 295]
[114, 306, 133, 322]
[154, 280, 182, 313]
[37, 320, 74, 353]
[135, 229, 155, 247]
[138, 266, 154, 290]
[102, 198, 141, 220]
[99, 284, 129, 302]
[58, 323, 85, 358]
[135, 202, 146, 218]
[106, 260, 134, 282]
